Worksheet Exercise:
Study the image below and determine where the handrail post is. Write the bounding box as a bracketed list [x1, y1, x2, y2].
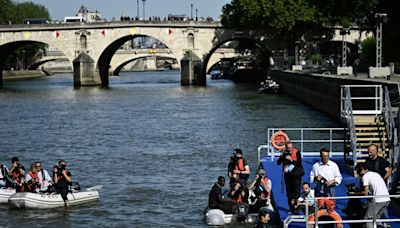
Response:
[301, 129, 304, 155]
[372, 200, 377, 228]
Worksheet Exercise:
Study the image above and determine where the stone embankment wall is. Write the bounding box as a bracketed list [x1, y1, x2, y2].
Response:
[3, 70, 47, 79]
[271, 70, 399, 120]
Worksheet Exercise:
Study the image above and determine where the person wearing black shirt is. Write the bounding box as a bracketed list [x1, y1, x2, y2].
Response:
[208, 176, 235, 213]
[365, 144, 392, 183]
[277, 141, 303, 214]
[53, 160, 72, 207]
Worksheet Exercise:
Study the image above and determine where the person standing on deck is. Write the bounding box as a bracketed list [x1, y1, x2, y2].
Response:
[228, 149, 250, 187]
[310, 148, 342, 197]
[277, 141, 304, 214]
[365, 144, 392, 184]
[350, 162, 391, 228]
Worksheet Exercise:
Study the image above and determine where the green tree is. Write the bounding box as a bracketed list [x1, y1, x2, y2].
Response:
[0, 0, 14, 24]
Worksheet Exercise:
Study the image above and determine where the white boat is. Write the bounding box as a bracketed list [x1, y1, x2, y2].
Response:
[8, 189, 100, 209]
[205, 208, 258, 225]
[0, 188, 16, 204]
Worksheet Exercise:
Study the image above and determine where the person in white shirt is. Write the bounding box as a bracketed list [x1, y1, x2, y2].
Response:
[295, 182, 315, 214]
[310, 148, 342, 197]
[349, 162, 391, 228]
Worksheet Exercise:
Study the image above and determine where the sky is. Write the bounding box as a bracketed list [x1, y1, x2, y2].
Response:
[22, 0, 231, 21]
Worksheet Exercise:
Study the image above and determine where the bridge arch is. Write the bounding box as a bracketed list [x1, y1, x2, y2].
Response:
[202, 37, 273, 82]
[97, 32, 181, 85]
[112, 54, 177, 76]
[0, 40, 73, 84]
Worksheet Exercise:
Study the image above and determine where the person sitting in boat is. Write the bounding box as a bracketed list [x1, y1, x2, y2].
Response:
[25, 163, 41, 193]
[228, 180, 249, 204]
[0, 163, 8, 187]
[15, 174, 38, 193]
[208, 176, 235, 213]
[53, 160, 72, 207]
[277, 141, 304, 214]
[248, 169, 272, 212]
[6, 157, 26, 188]
[310, 148, 342, 198]
[254, 208, 278, 228]
[33, 161, 53, 193]
[294, 182, 315, 214]
[228, 149, 250, 187]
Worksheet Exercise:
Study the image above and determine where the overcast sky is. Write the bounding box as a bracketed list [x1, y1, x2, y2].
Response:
[22, 0, 231, 21]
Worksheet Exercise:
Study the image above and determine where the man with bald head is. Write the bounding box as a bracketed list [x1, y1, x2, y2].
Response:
[365, 144, 392, 183]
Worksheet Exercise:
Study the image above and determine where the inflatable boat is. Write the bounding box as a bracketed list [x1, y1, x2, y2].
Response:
[0, 188, 16, 204]
[205, 208, 258, 225]
[8, 188, 100, 209]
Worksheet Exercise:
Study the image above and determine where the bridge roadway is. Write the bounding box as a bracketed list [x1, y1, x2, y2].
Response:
[0, 21, 370, 87]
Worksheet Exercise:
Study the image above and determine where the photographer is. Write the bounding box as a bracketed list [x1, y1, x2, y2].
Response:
[228, 149, 250, 186]
[277, 141, 303, 214]
[7, 157, 26, 188]
[294, 182, 315, 214]
[228, 180, 248, 204]
[53, 160, 72, 207]
[249, 169, 272, 212]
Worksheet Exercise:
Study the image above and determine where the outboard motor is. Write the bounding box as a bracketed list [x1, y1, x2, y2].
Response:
[235, 203, 249, 222]
[205, 209, 225, 226]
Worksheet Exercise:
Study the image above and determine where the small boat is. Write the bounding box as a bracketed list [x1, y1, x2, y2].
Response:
[0, 188, 16, 204]
[258, 79, 279, 94]
[8, 186, 100, 209]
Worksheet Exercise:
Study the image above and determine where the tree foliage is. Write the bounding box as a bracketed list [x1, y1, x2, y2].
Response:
[221, 0, 400, 63]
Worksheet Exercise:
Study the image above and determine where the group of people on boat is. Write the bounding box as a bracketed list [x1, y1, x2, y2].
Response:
[208, 141, 393, 227]
[208, 148, 278, 227]
[0, 157, 72, 207]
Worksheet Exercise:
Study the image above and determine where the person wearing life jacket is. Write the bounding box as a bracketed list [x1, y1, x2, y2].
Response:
[25, 163, 41, 192]
[228, 180, 248, 204]
[277, 141, 304, 214]
[33, 161, 53, 192]
[7, 157, 26, 188]
[249, 169, 273, 212]
[228, 149, 250, 187]
[53, 160, 72, 207]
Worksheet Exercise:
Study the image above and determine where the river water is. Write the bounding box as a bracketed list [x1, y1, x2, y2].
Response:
[0, 70, 339, 227]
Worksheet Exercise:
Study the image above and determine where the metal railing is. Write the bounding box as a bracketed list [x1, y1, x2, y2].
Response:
[340, 85, 383, 115]
[283, 194, 400, 228]
[259, 128, 346, 163]
[384, 86, 396, 163]
[341, 86, 358, 166]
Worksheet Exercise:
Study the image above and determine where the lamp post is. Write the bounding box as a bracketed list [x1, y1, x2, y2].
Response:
[195, 9, 198, 21]
[340, 28, 350, 67]
[136, 0, 139, 19]
[142, 0, 146, 20]
[190, 4, 193, 20]
[375, 13, 388, 67]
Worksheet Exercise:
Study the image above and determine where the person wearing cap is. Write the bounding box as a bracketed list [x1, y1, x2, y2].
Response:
[228, 148, 250, 186]
[277, 141, 304, 214]
[249, 169, 272, 212]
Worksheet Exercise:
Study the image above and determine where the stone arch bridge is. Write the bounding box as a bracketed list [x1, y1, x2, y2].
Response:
[0, 21, 366, 86]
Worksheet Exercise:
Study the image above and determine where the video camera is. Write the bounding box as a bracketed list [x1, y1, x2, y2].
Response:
[346, 183, 361, 193]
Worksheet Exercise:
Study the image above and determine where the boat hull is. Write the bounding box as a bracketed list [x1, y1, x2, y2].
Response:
[205, 209, 258, 225]
[8, 191, 99, 209]
[0, 188, 16, 204]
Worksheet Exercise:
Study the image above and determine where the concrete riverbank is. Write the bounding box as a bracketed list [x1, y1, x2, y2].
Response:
[2, 70, 47, 80]
[271, 70, 400, 120]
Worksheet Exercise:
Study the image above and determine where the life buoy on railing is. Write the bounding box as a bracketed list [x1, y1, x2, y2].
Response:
[270, 130, 289, 150]
[308, 209, 343, 228]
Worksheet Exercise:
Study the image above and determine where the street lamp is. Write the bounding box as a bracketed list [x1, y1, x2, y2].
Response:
[190, 4, 193, 20]
[136, 0, 139, 19]
[340, 28, 350, 67]
[375, 13, 388, 67]
[195, 9, 198, 21]
[142, 0, 146, 20]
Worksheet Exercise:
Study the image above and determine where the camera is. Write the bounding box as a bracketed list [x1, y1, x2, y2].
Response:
[16, 163, 21, 167]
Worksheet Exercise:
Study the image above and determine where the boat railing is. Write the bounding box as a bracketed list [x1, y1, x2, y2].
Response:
[283, 194, 400, 228]
[340, 85, 383, 116]
[341, 86, 358, 166]
[260, 128, 346, 163]
[384, 86, 396, 165]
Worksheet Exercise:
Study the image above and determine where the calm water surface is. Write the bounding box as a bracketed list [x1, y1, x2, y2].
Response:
[0, 71, 339, 227]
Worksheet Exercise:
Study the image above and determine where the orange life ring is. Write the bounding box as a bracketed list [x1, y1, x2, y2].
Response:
[308, 209, 343, 228]
[270, 130, 289, 150]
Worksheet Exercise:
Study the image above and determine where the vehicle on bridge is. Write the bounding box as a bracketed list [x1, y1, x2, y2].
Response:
[23, 18, 49, 24]
[64, 16, 86, 23]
